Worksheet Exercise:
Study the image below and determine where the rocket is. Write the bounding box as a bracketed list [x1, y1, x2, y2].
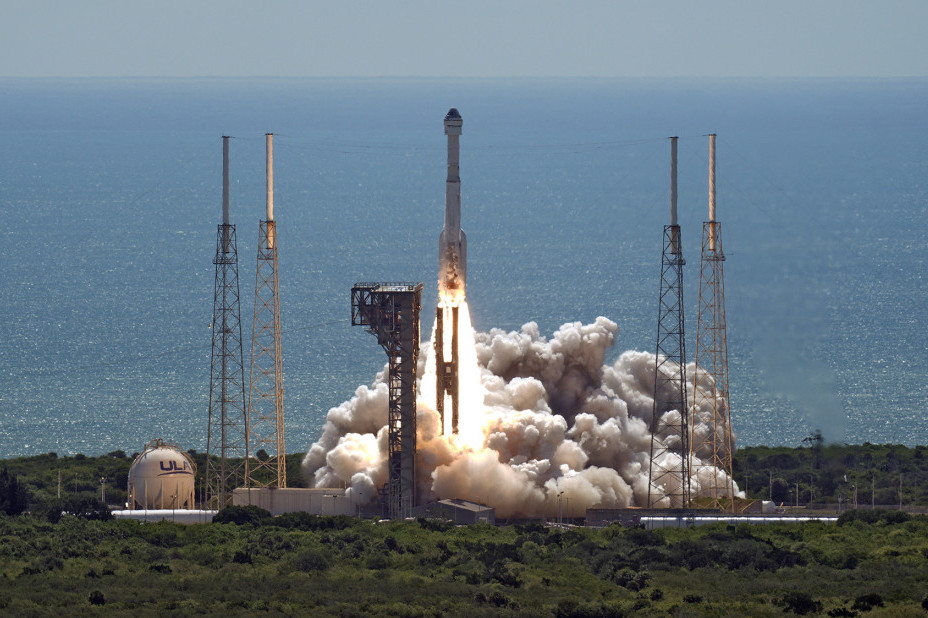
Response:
[438, 108, 467, 299]
[436, 108, 465, 435]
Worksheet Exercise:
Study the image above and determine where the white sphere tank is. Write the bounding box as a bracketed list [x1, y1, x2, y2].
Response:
[128, 439, 196, 510]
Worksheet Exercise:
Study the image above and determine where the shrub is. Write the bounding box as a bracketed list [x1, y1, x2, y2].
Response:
[488, 591, 510, 608]
[609, 567, 649, 590]
[417, 517, 452, 532]
[294, 548, 331, 572]
[0, 467, 30, 516]
[490, 562, 522, 588]
[212, 505, 271, 526]
[778, 592, 822, 615]
[554, 599, 625, 618]
[837, 509, 909, 526]
[21, 554, 63, 575]
[232, 550, 253, 564]
[269, 511, 354, 531]
[366, 551, 390, 570]
[683, 594, 702, 604]
[631, 598, 650, 611]
[851, 593, 883, 611]
[88, 590, 105, 605]
[39, 496, 112, 522]
[624, 527, 664, 547]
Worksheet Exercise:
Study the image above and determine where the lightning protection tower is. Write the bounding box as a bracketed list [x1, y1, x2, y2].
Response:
[246, 133, 286, 489]
[648, 137, 691, 509]
[351, 282, 423, 520]
[206, 136, 248, 509]
[690, 134, 735, 511]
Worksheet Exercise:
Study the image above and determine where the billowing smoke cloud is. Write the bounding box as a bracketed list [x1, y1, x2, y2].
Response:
[303, 316, 741, 518]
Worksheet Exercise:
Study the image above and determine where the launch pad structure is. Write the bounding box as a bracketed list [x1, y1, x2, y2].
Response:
[690, 134, 736, 510]
[648, 137, 691, 509]
[246, 133, 286, 489]
[351, 282, 423, 520]
[206, 136, 248, 509]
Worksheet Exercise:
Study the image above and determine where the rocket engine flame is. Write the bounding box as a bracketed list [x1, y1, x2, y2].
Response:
[303, 316, 742, 518]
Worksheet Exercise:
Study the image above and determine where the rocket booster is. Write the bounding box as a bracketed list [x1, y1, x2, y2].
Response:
[439, 108, 466, 299]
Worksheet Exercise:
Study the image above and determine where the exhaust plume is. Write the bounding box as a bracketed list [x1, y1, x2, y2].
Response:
[303, 315, 741, 518]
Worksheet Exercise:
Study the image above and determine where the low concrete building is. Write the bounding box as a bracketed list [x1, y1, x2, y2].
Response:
[413, 499, 495, 524]
[232, 487, 352, 516]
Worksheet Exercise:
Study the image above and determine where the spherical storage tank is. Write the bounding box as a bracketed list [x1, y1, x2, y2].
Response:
[128, 439, 196, 509]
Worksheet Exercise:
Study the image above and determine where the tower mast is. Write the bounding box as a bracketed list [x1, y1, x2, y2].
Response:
[690, 133, 736, 510]
[206, 136, 248, 509]
[246, 133, 286, 489]
[647, 136, 691, 508]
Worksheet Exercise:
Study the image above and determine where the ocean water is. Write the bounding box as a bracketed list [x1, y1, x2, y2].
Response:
[0, 77, 925, 458]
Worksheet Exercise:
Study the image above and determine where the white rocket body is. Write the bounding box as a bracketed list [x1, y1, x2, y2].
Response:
[439, 108, 467, 299]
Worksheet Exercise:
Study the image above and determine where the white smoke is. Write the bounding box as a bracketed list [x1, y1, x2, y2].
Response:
[302, 316, 741, 517]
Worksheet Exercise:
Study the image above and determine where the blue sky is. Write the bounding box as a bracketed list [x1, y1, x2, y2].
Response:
[1, 1, 926, 78]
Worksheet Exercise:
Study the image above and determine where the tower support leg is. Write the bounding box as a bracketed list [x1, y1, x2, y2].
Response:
[690, 221, 735, 511]
[648, 224, 691, 508]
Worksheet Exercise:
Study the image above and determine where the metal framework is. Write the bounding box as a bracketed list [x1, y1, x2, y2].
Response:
[690, 219, 735, 509]
[435, 304, 459, 434]
[351, 282, 423, 520]
[206, 222, 248, 509]
[246, 219, 286, 488]
[648, 224, 691, 508]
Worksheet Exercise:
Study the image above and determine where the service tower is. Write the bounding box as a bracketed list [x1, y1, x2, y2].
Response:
[690, 134, 736, 511]
[436, 108, 466, 435]
[246, 133, 286, 489]
[352, 283, 423, 519]
[647, 136, 691, 509]
[206, 136, 248, 509]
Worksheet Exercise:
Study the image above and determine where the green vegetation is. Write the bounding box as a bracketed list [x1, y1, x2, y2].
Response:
[1, 466, 30, 515]
[2, 509, 928, 615]
[737, 438, 928, 509]
[2, 444, 928, 614]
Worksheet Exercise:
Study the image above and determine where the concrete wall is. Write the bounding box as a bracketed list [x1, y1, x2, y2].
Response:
[232, 488, 353, 516]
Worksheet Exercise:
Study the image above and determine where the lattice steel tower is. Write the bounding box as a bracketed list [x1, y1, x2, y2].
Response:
[351, 283, 423, 520]
[206, 136, 248, 509]
[246, 133, 286, 489]
[690, 134, 735, 510]
[648, 137, 691, 508]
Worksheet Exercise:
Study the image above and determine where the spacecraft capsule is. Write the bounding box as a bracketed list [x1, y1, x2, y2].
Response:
[439, 108, 467, 298]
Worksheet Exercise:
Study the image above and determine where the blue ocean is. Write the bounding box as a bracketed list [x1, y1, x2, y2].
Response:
[0, 78, 925, 458]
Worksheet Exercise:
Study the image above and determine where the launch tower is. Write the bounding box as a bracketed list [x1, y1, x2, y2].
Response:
[206, 136, 248, 509]
[436, 108, 466, 435]
[352, 282, 423, 519]
[647, 137, 691, 509]
[690, 134, 735, 510]
[246, 133, 286, 489]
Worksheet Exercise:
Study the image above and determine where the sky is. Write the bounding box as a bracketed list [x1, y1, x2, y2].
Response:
[1, 1, 926, 78]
